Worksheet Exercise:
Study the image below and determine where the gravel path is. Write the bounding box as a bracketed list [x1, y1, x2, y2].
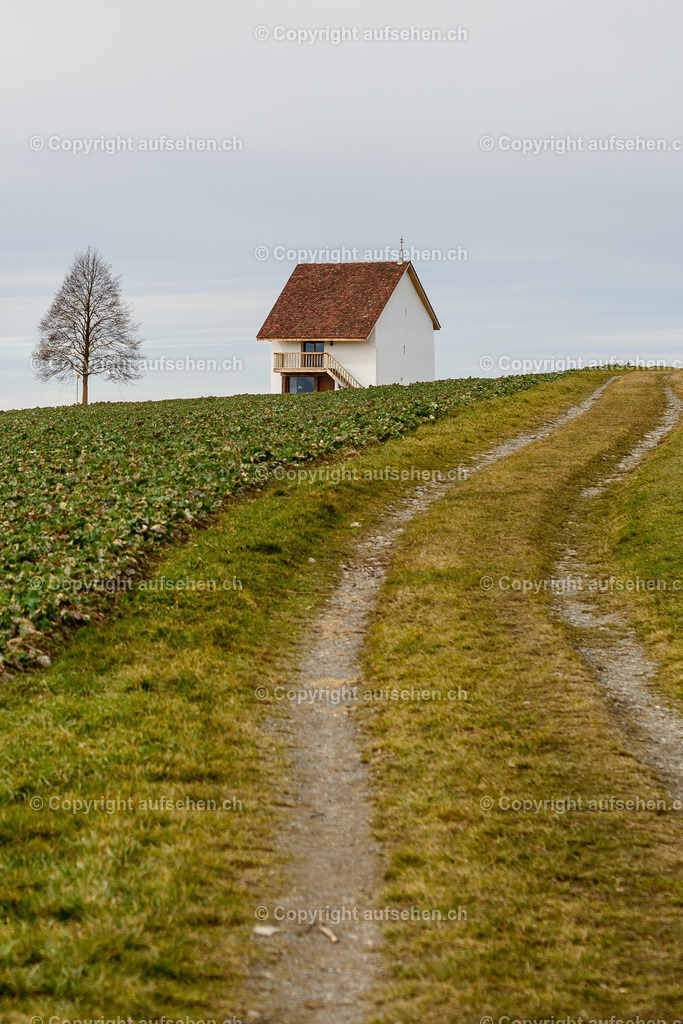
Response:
[554, 385, 683, 803]
[249, 378, 617, 1024]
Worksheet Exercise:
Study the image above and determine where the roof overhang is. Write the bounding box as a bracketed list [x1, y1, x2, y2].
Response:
[403, 263, 441, 330]
[262, 342, 368, 350]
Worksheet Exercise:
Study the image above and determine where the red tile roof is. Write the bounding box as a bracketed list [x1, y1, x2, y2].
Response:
[257, 261, 439, 340]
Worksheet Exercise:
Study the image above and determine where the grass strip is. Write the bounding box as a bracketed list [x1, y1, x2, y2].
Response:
[0, 371, 611, 1020]
[585, 370, 683, 712]
[360, 371, 683, 1022]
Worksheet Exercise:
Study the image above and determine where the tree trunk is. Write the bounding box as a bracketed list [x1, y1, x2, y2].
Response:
[82, 373, 89, 406]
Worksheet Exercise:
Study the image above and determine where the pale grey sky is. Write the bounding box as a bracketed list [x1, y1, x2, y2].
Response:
[3, 0, 683, 407]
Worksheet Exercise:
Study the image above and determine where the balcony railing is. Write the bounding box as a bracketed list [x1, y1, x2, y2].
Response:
[273, 351, 362, 389]
[274, 352, 325, 370]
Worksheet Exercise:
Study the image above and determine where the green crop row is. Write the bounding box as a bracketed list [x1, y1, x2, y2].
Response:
[0, 375, 566, 665]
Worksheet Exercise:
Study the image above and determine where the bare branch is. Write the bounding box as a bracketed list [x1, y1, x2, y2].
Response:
[32, 246, 145, 404]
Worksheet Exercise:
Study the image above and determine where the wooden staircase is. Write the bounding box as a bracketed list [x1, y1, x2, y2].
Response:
[273, 352, 363, 389]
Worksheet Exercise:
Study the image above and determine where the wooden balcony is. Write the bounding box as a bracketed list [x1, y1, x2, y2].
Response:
[273, 352, 363, 389]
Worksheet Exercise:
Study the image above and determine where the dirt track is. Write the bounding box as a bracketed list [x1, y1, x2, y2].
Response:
[250, 378, 619, 1024]
[554, 384, 683, 803]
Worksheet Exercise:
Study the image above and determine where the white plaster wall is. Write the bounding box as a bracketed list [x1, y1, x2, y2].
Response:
[327, 335, 376, 387]
[269, 339, 301, 393]
[266, 270, 435, 392]
[268, 336, 376, 392]
[373, 271, 435, 385]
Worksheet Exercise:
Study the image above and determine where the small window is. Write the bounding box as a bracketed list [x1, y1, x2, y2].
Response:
[289, 376, 315, 393]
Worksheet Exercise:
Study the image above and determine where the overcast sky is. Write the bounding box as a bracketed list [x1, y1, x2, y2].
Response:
[3, 0, 683, 408]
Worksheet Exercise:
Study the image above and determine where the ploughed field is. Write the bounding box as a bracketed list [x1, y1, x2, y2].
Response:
[0, 376, 562, 667]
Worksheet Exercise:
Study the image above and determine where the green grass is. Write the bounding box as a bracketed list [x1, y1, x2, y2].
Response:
[359, 372, 683, 1022]
[1, 375, 572, 669]
[0, 371, 612, 1020]
[587, 370, 683, 712]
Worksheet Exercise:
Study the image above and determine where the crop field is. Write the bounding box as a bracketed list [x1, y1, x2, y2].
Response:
[0, 375, 566, 667]
[2, 370, 681, 1021]
[0, 371, 617, 1018]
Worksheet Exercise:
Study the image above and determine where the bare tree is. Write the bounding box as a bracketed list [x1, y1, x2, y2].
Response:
[32, 247, 145, 405]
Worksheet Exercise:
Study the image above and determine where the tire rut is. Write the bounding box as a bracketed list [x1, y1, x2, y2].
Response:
[554, 384, 683, 803]
[249, 378, 617, 1024]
